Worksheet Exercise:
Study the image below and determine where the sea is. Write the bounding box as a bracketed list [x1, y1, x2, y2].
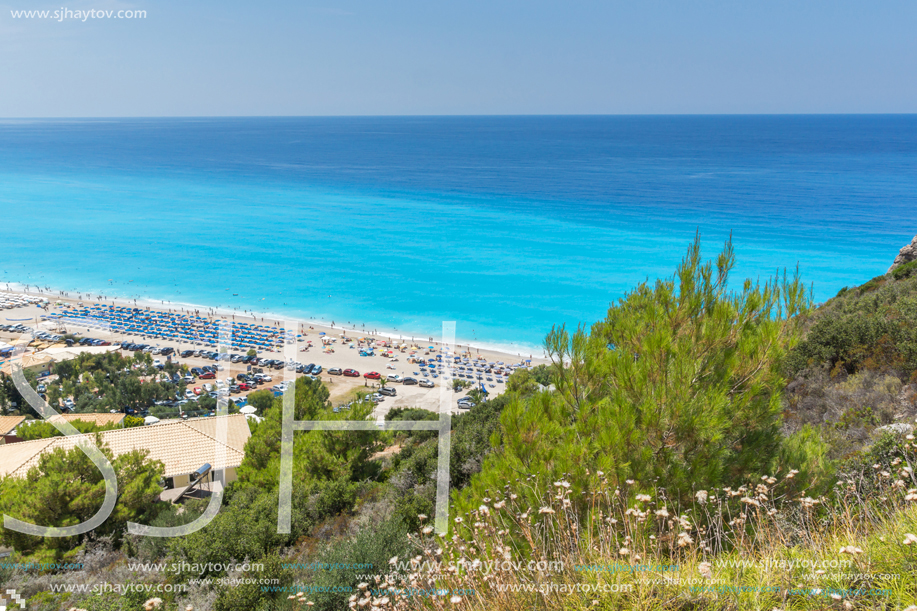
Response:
[1, 115, 915, 355]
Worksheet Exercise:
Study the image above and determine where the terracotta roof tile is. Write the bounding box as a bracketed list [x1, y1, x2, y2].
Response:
[0, 414, 249, 479]
[0, 415, 26, 435]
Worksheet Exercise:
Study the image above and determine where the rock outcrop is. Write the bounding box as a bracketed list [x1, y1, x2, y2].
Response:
[888, 235, 917, 274]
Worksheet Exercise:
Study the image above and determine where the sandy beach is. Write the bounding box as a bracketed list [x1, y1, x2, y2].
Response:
[1, 288, 548, 417]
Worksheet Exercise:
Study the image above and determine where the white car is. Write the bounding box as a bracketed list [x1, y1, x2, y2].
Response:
[387, 374, 403, 382]
[202, 383, 213, 392]
[184, 389, 194, 398]
[419, 379, 434, 388]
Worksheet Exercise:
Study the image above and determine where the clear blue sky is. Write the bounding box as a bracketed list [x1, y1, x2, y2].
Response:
[1, 0, 915, 116]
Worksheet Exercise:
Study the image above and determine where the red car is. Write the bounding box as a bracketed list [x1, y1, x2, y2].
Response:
[238, 382, 251, 391]
[199, 372, 216, 380]
[363, 371, 381, 379]
[343, 368, 360, 377]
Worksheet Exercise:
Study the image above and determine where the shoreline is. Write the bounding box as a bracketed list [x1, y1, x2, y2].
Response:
[3, 281, 549, 363]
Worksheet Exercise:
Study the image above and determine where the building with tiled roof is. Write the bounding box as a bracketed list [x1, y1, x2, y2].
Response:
[46, 413, 127, 427]
[0, 414, 250, 489]
[0, 416, 26, 436]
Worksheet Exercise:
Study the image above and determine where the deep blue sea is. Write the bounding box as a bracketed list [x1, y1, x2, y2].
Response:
[1, 116, 915, 353]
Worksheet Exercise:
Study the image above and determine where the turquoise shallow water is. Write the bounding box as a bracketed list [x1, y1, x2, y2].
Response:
[1, 116, 915, 352]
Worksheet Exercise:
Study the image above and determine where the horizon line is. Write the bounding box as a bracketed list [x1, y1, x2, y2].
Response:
[2, 112, 917, 121]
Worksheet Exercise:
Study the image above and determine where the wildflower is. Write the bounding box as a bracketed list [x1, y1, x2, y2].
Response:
[800, 497, 818, 508]
[635, 493, 651, 502]
[422, 526, 434, 534]
[625, 479, 635, 485]
[454, 517, 464, 524]
[539, 506, 556, 514]
[676, 532, 694, 547]
[554, 480, 571, 488]
[510, 493, 518, 500]
[389, 556, 399, 565]
[741, 497, 760, 507]
[450, 595, 463, 603]
[698, 561, 713, 579]
[494, 500, 506, 509]
[786, 469, 799, 479]
[418, 514, 428, 520]
[618, 547, 629, 556]
[654, 507, 669, 518]
[695, 490, 708, 503]
[143, 600, 163, 611]
[562, 498, 572, 508]
[838, 545, 864, 555]
[358, 583, 369, 590]
[903, 533, 917, 545]
[830, 594, 842, 601]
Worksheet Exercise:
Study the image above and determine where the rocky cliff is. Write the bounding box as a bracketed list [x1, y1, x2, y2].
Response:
[888, 235, 917, 273]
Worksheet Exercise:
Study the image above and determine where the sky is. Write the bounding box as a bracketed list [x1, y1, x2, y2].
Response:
[0, 0, 915, 117]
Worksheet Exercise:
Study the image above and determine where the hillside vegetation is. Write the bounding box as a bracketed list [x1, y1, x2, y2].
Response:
[3, 236, 917, 611]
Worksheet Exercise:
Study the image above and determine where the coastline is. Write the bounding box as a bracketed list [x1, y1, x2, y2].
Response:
[3, 281, 549, 363]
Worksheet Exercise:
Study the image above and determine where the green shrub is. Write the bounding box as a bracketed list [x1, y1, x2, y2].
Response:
[892, 259, 917, 281]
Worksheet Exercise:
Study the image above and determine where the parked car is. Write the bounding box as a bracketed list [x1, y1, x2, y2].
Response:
[199, 371, 216, 380]
[387, 374, 403, 382]
[328, 367, 343, 375]
[419, 379, 434, 388]
[343, 369, 360, 377]
[402, 377, 418, 385]
[379, 386, 397, 396]
[363, 371, 381, 380]
[311, 365, 322, 374]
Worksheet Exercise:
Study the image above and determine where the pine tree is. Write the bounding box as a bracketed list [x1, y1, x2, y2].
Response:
[459, 235, 812, 513]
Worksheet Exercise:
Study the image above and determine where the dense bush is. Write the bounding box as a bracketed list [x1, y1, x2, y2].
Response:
[785, 273, 917, 377]
[0, 442, 164, 557]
